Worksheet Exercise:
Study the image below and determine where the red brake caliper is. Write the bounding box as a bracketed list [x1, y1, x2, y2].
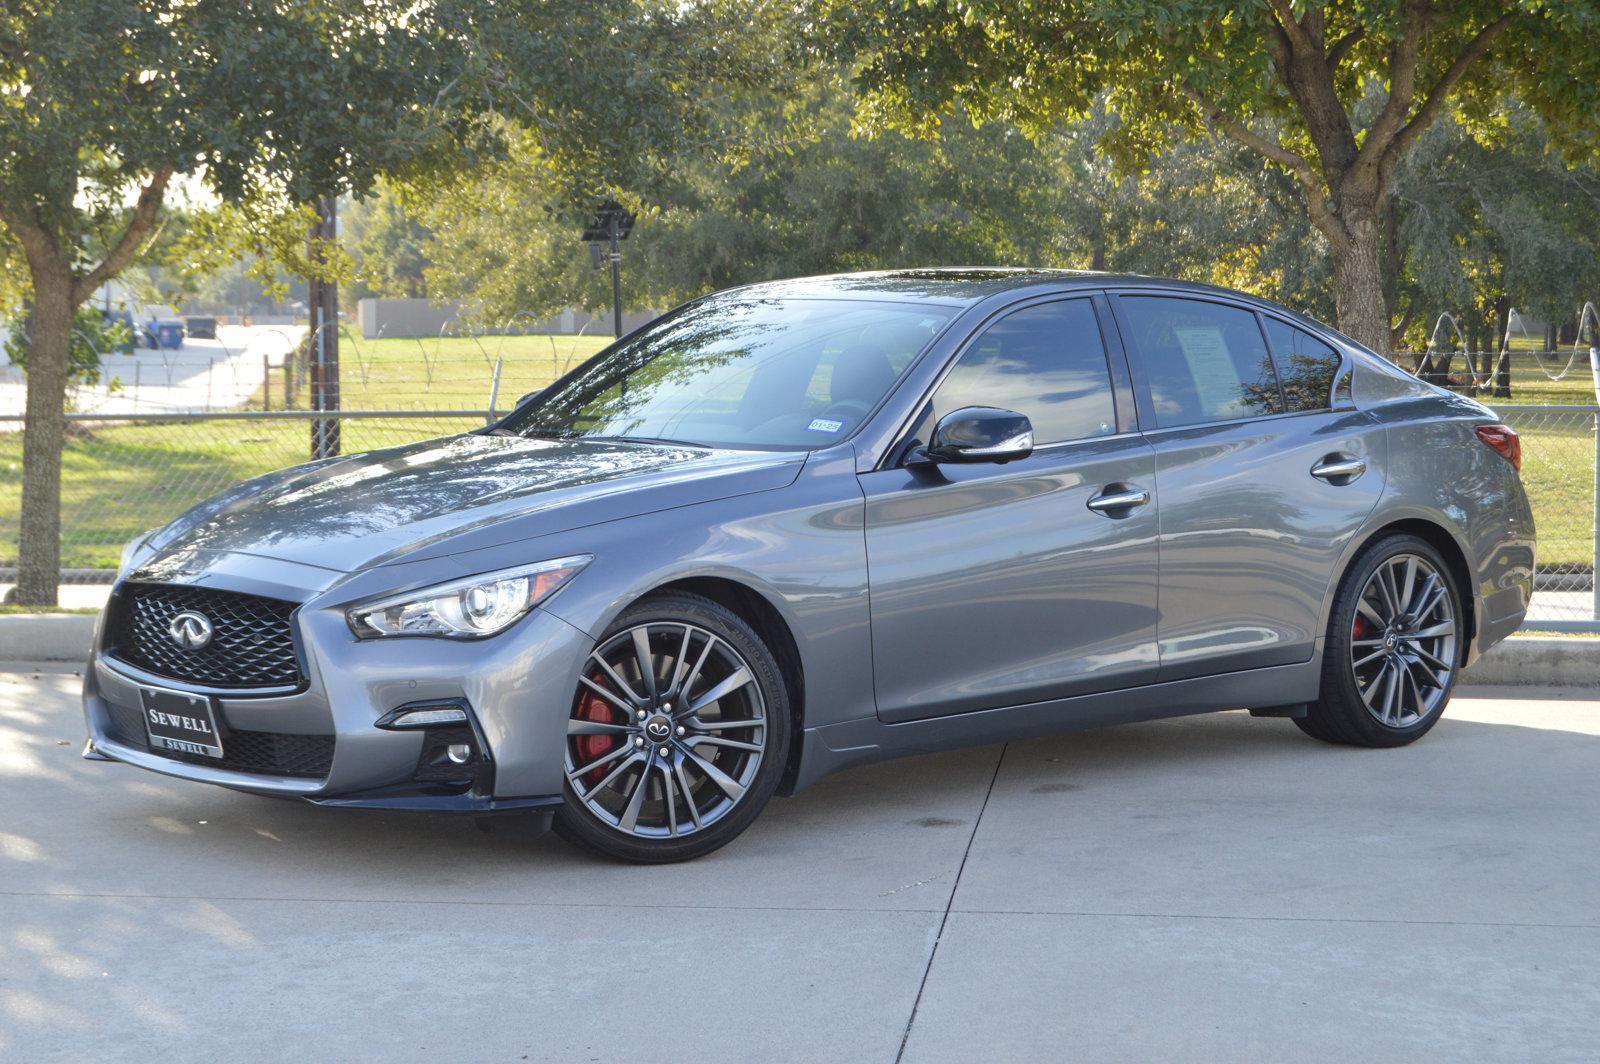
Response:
[574, 679, 620, 785]
[1352, 614, 1370, 641]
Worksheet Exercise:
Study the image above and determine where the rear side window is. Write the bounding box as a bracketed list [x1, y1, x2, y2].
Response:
[930, 299, 1117, 445]
[1263, 317, 1342, 411]
[1120, 296, 1283, 427]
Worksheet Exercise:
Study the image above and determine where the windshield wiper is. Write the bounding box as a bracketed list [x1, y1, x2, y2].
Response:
[591, 434, 694, 447]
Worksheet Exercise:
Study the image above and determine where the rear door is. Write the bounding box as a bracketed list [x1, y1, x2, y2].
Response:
[1109, 292, 1386, 680]
[860, 295, 1161, 723]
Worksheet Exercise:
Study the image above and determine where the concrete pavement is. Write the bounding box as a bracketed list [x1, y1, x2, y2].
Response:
[0, 325, 302, 417]
[1, 667, 1597, 1062]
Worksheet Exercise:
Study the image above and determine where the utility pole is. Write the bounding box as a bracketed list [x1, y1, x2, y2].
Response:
[307, 194, 340, 458]
[608, 209, 623, 339]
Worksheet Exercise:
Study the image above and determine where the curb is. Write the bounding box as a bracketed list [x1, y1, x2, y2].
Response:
[0, 613, 1593, 685]
[1, 614, 96, 662]
[1461, 636, 1598, 688]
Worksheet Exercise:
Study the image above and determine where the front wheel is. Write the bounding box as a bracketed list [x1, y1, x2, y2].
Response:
[1297, 534, 1463, 747]
[553, 591, 790, 863]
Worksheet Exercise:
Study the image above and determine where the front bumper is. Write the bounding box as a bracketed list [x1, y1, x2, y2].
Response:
[82, 588, 595, 810]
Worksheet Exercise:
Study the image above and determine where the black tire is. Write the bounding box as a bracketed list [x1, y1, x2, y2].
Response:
[1296, 533, 1464, 748]
[553, 591, 791, 863]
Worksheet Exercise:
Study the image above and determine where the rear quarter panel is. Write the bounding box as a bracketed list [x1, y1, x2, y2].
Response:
[1350, 362, 1535, 661]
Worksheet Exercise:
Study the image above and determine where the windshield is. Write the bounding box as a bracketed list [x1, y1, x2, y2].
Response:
[499, 296, 955, 449]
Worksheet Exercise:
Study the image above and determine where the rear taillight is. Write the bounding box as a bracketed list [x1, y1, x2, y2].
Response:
[1476, 424, 1521, 471]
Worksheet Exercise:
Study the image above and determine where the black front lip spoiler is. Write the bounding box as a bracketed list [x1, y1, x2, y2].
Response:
[302, 790, 563, 814]
[82, 737, 561, 816]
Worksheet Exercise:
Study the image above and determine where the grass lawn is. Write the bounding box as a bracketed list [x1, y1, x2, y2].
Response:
[1403, 341, 1600, 407]
[1506, 411, 1596, 570]
[259, 333, 612, 411]
[0, 415, 485, 570]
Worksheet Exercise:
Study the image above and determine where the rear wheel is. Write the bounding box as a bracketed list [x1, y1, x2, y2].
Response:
[1297, 534, 1462, 747]
[553, 591, 790, 863]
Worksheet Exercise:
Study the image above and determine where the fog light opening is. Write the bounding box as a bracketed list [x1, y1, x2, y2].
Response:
[446, 743, 473, 765]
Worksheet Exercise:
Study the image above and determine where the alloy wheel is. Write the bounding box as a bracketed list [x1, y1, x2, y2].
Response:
[564, 621, 768, 838]
[1349, 552, 1457, 728]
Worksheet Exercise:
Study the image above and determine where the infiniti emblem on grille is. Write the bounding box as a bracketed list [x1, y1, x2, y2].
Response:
[168, 611, 214, 651]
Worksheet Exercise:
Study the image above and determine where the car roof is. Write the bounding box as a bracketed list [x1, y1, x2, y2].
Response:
[720, 268, 1318, 319]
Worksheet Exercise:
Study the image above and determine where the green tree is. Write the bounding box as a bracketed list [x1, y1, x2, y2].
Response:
[1046, 103, 1335, 319]
[417, 82, 1079, 321]
[1393, 103, 1600, 357]
[812, 1, 1600, 356]
[345, 184, 433, 301]
[5, 306, 130, 389]
[0, 0, 471, 604]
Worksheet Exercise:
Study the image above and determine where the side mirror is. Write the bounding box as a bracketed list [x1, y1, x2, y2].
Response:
[913, 406, 1034, 465]
[514, 388, 543, 408]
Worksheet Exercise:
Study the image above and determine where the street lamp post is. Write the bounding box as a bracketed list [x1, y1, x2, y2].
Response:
[582, 199, 635, 337]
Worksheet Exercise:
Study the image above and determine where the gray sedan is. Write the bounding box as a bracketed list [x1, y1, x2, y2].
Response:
[85, 270, 1534, 862]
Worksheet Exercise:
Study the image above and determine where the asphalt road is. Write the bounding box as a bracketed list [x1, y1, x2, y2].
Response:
[3, 665, 1597, 1063]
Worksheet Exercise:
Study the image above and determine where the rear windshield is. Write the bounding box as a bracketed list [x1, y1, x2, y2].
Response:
[500, 297, 955, 450]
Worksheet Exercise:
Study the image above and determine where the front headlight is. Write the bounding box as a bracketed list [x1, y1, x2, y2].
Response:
[346, 555, 591, 639]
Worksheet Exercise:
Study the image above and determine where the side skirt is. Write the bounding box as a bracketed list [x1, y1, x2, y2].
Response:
[784, 658, 1322, 794]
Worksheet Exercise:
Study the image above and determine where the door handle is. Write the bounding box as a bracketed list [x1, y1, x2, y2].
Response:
[1086, 486, 1151, 515]
[1310, 455, 1366, 483]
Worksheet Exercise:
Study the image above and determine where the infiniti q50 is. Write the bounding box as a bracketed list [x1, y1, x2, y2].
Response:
[85, 270, 1534, 862]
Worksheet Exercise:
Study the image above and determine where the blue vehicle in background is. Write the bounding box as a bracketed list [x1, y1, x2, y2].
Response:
[152, 318, 185, 349]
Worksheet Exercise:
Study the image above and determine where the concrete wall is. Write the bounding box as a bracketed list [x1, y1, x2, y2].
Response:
[357, 298, 657, 340]
[357, 298, 463, 339]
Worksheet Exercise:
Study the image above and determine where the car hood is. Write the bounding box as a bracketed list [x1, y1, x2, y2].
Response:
[136, 433, 805, 576]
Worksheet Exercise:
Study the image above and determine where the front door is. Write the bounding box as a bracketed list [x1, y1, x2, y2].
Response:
[861, 296, 1161, 723]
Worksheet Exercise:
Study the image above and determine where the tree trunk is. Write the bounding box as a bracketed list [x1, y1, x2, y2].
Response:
[1434, 351, 1454, 383]
[1331, 214, 1392, 358]
[14, 266, 75, 606]
[1492, 301, 1511, 399]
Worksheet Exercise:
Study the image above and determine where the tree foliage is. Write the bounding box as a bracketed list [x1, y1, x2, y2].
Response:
[809, 0, 1600, 354]
[413, 83, 1075, 321]
[1394, 102, 1600, 346]
[4, 305, 129, 388]
[0, 0, 475, 603]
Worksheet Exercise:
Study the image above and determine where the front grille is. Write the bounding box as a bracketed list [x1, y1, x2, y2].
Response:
[103, 698, 334, 779]
[106, 583, 303, 689]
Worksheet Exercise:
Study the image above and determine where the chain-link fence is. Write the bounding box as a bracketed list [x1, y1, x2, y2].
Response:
[2, 389, 1598, 632]
[0, 322, 613, 418]
[0, 411, 486, 582]
[1495, 404, 1599, 631]
[265, 322, 610, 413]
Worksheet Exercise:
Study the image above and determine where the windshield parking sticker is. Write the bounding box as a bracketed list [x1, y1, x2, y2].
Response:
[807, 418, 844, 433]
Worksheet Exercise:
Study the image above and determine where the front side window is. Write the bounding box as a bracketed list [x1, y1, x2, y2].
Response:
[1263, 317, 1342, 412]
[501, 297, 955, 449]
[928, 299, 1117, 446]
[1121, 296, 1283, 428]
